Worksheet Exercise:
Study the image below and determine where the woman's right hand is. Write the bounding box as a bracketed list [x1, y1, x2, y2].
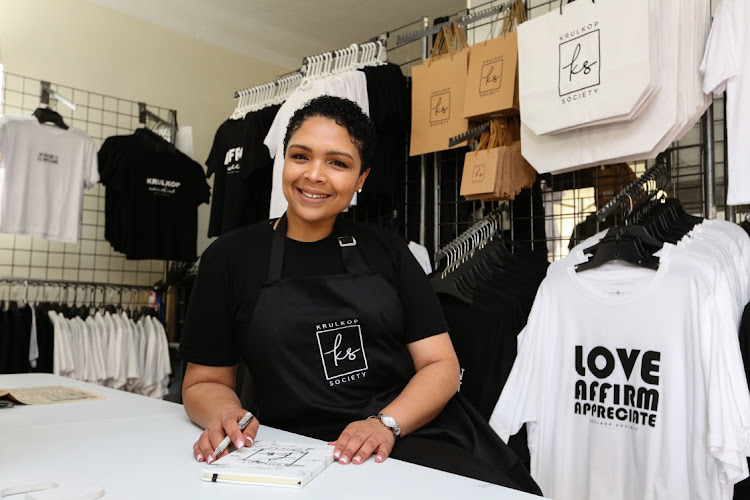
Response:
[192, 408, 260, 463]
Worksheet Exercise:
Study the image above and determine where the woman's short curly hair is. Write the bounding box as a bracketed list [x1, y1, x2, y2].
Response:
[283, 95, 376, 173]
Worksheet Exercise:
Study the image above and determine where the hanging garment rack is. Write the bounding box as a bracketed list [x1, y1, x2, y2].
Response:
[231, 39, 388, 117]
[572, 154, 701, 274]
[433, 206, 506, 276]
[40, 81, 77, 111]
[0, 277, 154, 307]
[231, 70, 303, 119]
[595, 154, 671, 223]
[396, 2, 514, 45]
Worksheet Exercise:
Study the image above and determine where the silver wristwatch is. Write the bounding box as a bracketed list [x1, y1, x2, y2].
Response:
[368, 413, 401, 439]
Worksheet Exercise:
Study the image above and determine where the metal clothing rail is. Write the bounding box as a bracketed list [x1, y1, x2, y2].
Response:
[0, 277, 154, 290]
[230, 40, 389, 117]
[396, 2, 514, 45]
[595, 155, 671, 222]
[232, 38, 388, 99]
[0, 277, 155, 307]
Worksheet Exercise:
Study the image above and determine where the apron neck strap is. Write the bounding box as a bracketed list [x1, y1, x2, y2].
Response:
[269, 214, 371, 281]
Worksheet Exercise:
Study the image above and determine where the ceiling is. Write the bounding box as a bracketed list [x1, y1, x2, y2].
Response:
[89, 0, 466, 70]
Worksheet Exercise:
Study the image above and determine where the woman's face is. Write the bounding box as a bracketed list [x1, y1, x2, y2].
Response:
[282, 116, 369, 232]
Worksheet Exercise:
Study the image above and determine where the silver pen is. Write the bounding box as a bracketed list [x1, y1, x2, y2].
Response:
[212, 411, 254, 459]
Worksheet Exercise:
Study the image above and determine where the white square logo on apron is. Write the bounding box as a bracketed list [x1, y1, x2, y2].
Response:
[316, 324, 368, 380]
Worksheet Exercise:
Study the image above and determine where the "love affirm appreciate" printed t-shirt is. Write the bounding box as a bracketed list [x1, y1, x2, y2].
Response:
[490, 251, 750, 500]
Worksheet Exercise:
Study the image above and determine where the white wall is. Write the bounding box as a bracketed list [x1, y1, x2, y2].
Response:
[0, 0, 288, 257]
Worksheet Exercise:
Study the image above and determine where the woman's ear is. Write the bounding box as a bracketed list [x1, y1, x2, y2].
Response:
[357, 168, 371, 192]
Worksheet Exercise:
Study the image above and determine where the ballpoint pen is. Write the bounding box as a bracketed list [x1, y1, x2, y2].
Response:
[212, 411, 254, 459]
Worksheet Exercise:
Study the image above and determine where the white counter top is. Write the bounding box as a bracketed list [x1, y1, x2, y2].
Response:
[0, 374, 541, 499]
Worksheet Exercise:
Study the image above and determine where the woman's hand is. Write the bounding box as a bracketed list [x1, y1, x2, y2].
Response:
[331, 418, 396, 465]
[192, 408, 260, 463]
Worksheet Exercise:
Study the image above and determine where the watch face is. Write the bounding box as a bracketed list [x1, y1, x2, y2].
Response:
[381, 415, 397, 427]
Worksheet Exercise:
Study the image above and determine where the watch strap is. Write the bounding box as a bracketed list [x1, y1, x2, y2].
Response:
[367, 413, 401, 438]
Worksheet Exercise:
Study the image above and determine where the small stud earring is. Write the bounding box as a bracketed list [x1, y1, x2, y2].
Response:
[358, 188, 363, 193]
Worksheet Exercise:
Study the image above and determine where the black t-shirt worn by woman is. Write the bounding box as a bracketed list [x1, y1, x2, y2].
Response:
[179, 219, 449, 367]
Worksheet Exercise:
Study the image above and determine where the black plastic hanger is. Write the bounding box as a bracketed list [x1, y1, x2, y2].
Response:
[575, 225, 661, 272]
[134, 127, 177, 153]
[33, 107, 68, 129]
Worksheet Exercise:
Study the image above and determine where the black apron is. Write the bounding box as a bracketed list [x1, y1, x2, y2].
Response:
[242, 215, 541, 495]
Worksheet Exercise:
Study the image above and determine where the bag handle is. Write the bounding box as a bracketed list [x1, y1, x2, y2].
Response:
[502, 0, 527, 35]
[453, 21, 469, 50]
[559, 0, 595, 15]
[475, 116, 522, 151]
[428, 21, 468, 66]
[427, 24, 450, 66]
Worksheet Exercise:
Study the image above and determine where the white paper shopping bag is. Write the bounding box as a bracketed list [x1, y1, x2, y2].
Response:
[521, 0, 700, 174]
[518, 0, 655, 136]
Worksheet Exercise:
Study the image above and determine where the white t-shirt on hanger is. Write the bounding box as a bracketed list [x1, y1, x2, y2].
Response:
[77, 316, 100, 384]
[137, 318, 150, 396]
[702, 219, 750, 293]
[264, 70, 370, 219]
[95, 311, 114, 387]
[700, 0, 750, 205]
[50, 311, 73, 379]
[0, 116, 98, 242]
[103, 311, 120, 389]
[551, 228, 746, 326]
[153, 317, 172, 398]
[140, 317, 158, 397]
[121, 313, 141, 393]
[490, 248, 750, 500]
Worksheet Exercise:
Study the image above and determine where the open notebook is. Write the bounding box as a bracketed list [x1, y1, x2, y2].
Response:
[202, 440, 335, 488]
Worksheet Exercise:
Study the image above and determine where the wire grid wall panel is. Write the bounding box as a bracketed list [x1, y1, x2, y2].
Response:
[431, 0, 727, 262]
[0, 71, 173, 285]
[385, 12, 486, 249]
[340, 18, 441, 245]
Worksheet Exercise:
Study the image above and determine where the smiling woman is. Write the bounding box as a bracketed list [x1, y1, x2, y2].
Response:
[281, 98, 373, 241]
[178, 96, 541, 496]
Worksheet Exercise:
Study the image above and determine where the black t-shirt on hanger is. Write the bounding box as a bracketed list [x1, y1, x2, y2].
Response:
[358, 64, 409, 206]
[205, 117, 250, 237]
[98, 135, 132, 253]
[100, 131, 210, 261]
[206, 104, 279, 237]
[121, 151, 209, 261]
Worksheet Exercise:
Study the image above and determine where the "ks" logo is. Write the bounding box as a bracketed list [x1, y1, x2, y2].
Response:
[558, 30, 600, 97]
[317, 324, 368, 380]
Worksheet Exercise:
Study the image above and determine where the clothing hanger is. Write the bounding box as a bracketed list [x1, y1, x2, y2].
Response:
[432, 227, 512, 303]
[33, 81, 75, 129]
[576, 175, 665, 272]
[231, 89, 246, 120]
[33, 106, 69, 129]
[345, 45, 358, 71]
[575, 224, 661, 273]
[376, 40, 388, 65]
